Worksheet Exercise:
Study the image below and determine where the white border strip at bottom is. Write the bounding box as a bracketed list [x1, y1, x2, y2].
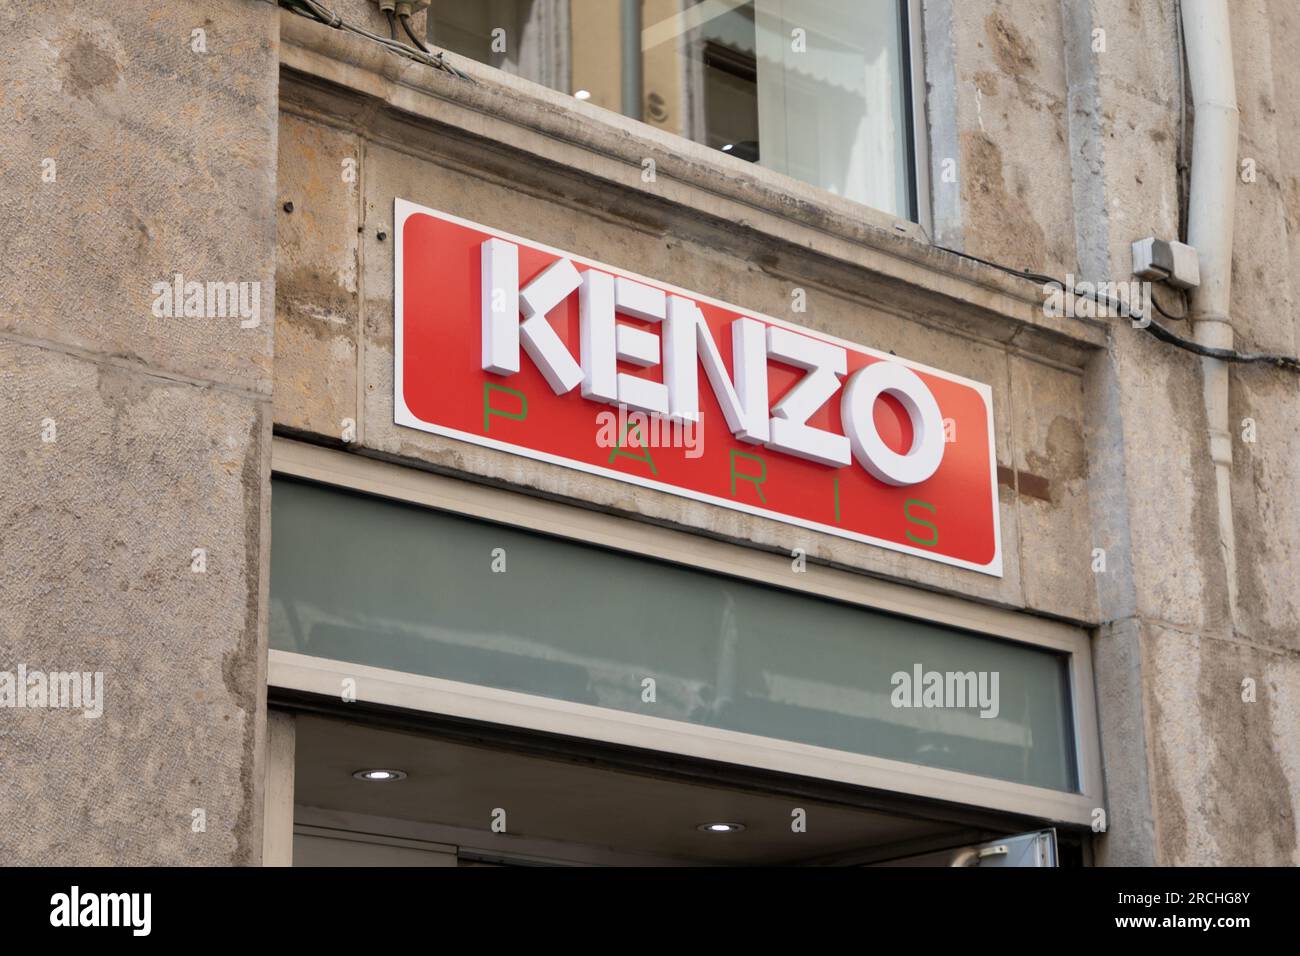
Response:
[269, 648, 1095, 826]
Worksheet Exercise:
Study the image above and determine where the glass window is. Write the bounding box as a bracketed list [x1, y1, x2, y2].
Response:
[427, 0, 917, 219]
[270, 478, 1078, 791]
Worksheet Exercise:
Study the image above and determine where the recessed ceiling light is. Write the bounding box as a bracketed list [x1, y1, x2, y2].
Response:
[352, 769, 407, 782]
[574, 89, 591, 100]
[697, 822, 745, 833]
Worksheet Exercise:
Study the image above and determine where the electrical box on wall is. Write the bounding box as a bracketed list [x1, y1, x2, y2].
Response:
[1132, 237, 1200, 289]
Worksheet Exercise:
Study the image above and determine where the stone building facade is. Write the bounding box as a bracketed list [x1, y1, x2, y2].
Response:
[1, 0, 1297, 866]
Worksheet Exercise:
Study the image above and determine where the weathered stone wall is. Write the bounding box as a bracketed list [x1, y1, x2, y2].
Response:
[932, 0, 1300, 864]
[2, 0, 1295, 866]
[0, 0, 279, 864]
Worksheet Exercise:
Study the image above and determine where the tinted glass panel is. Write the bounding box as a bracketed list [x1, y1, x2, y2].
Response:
[270, 478, 1077, 791]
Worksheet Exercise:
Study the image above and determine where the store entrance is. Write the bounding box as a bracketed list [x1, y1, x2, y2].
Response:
[271, 707, 1070, 867]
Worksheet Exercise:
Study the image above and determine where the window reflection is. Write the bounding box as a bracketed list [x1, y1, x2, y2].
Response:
[427, 0, 914, 218]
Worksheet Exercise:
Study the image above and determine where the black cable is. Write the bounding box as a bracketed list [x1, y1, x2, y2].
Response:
[936, 244, 1300, 373]
[1144, 319, 1300, 371]
[1148, 286, 1188, 321]
[393, 13, 475, 84]
[935, 245, 1060, 288]
[294, 0, 340, 28]
[399, 13, 430, 53]
[279, 0, 472, 82]
[384, 8, 397, 41]
[396, 12, 473, 81]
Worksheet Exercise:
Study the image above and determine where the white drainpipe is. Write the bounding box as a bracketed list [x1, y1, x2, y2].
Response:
[1180, 0, 1239, 623]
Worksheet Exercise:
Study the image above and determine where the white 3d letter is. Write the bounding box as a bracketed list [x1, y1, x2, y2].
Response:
[517, 257, 584, 394]
[765, 326, 851, 466]
[841, 362, 945, 485]
[481, 238, 519, 375]
[692, 310, 769, 443]
[579, 270, 618, 403]
[662, 296, 699, 423]
[613, 278, 668, 416]
[482, 240, 584, 394]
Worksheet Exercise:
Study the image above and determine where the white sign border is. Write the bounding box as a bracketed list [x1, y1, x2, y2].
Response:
[392, 197, 1003, 577]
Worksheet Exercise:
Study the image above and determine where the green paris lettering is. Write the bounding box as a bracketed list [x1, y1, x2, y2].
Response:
[729, 450, 767, 504]
[608, 421, 658, 475]
[483, 383, 527, 433]
[904, 498, 938, 546]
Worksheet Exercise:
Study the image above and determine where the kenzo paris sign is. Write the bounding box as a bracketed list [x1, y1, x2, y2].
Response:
[394, 199, 1001, 575]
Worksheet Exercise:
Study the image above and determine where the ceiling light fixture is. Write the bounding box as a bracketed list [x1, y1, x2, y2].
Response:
[697, 822, 745, 833]
[352, 769, 407, 782]
[574, 89, 591, 100]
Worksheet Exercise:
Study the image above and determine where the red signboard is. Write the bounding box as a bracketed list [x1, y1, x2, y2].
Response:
[395, 199, 1002, 575]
